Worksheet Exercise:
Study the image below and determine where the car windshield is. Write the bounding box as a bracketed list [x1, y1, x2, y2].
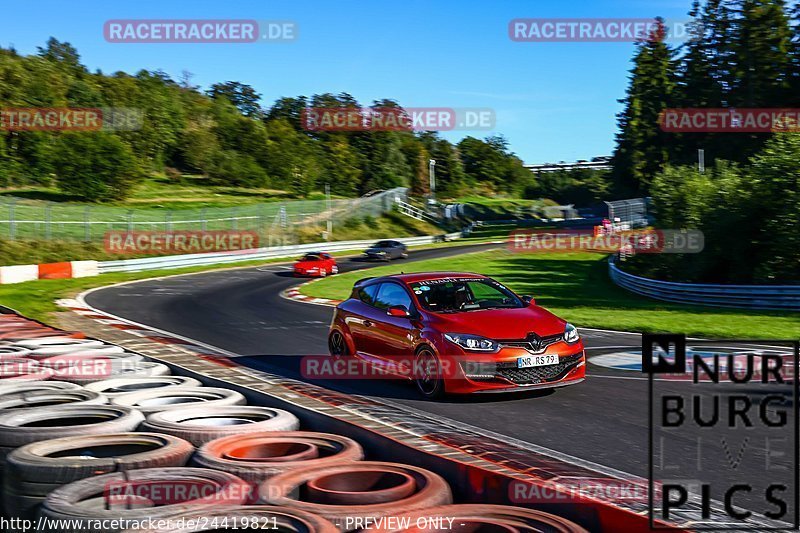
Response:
[300, 254, 322, 261]
[408, 278, 524, 313]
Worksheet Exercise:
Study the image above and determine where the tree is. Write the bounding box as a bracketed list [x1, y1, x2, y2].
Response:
[729, 0, 792, 107]
[266, 96, 308, 130]
[612, 19, 676, 193]
[671, 0, 731, 165]
[419, 133, 465, 196]
[263, 118, 321, 194]
[457, 135, 529, 195]
[745, 131, 800, 282]
[320, 138, 362, 196]
[37, 37, 84, 72]
[788, 1, 800, 104]
[52, 133, 142, 201]
[207, 81, 262, 117]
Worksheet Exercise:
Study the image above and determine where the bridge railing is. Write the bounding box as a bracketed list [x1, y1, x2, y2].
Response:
[608, 257, 800, 311]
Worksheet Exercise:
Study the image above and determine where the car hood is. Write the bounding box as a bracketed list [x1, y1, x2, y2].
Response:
[428, 305, 566, 339]
[365, 248, 387, 253]
[294, 261, 321, 269]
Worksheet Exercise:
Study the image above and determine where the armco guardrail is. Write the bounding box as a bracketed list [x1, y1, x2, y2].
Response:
[98, 232, 463, 273]
[609, 257, 800, 311]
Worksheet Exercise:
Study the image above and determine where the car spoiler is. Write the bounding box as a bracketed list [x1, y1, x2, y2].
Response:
[354, 276, 375, 286]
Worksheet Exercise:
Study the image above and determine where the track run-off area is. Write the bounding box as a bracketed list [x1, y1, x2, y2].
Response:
[84, 242, 794, 514]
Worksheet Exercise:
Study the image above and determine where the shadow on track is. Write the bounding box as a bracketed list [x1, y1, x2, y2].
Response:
[236, 353, 558, 404]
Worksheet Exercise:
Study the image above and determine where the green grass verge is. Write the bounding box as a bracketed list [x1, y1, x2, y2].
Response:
[299, 249, 800, 339]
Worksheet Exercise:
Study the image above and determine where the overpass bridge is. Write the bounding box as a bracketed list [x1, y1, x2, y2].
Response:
[524, 156, 612, 173]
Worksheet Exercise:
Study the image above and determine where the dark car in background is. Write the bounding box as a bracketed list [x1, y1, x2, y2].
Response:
[363, 240, 408, 261]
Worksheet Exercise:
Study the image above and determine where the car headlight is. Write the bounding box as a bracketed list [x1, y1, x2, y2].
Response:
[564, 323, 580, 344]
[444, 333, 498, 352]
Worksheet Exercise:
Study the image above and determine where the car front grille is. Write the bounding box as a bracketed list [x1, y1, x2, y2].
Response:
[495, 352, 583, 385]
[498, 333, 564, 354]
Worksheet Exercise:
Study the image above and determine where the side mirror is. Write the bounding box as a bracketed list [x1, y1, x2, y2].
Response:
[387, 305, 411, 318]
[522, 295, 535, 306]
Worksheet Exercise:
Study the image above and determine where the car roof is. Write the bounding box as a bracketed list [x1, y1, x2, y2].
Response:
[382, 272, 487, 284]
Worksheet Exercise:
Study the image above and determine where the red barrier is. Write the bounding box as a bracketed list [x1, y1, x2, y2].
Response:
[38, 262, 73, 280]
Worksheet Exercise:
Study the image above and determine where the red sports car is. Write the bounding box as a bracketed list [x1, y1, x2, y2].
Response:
[327, 272, 585, 398]
[293, 252, 338, 277]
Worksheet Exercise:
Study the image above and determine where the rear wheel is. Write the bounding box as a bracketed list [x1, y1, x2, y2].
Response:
[328, 331, 348, 358]
[415, 347, 445, 399]
[331, 265, 339, 274]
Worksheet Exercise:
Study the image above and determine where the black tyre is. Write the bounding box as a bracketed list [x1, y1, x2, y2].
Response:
[414, 347, 445, 399]
[4, 432, 193, 519]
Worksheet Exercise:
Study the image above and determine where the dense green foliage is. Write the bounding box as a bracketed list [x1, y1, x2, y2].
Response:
[628, 131, 800, 283]
[613, 1, 800, 192]
[612, 0, 800, 283]
[0, 39, 531, 202]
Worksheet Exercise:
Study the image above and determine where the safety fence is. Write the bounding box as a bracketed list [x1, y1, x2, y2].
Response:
[0, 188, 409, 242]
[0, 231, 464, 282]
[609, 257, 800, 311]
[98, 232, 463, 273]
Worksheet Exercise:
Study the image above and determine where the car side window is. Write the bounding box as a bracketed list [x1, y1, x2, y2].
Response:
[358, 284, 380, 306]
[374, 282, 413, 311]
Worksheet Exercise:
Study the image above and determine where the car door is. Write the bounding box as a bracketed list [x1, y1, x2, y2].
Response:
[321, 253, 334, 273]
[389, 241, 401, 259]
[362, 281, 418, 372]
[348, 283, 382, 355]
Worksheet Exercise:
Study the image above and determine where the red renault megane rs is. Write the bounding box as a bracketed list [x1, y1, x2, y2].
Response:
[327, 272, 585, 398]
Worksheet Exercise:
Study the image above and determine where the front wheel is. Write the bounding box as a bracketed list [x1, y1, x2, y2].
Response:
[414, 347, 445, 399]
[331, 265, 339, 275]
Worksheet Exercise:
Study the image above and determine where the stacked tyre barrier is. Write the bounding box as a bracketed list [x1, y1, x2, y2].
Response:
[0, 311, 589, 532]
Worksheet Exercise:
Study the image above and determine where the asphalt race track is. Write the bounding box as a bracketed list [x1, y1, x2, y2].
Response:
[86, 242, 795, 513]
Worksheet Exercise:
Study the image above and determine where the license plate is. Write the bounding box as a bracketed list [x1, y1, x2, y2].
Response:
[517, 354, 558, 368]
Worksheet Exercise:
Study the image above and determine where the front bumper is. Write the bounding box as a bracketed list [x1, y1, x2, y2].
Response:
[363, 252, 389, 260]
[441, 344, 586, 394]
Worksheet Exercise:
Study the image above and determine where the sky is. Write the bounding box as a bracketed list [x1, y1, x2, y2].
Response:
[1, 0, 693, 164]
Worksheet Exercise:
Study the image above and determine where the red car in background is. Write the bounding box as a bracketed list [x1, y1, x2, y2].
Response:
[328, 272, 585, 398]
[293, 252, 338, 277]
